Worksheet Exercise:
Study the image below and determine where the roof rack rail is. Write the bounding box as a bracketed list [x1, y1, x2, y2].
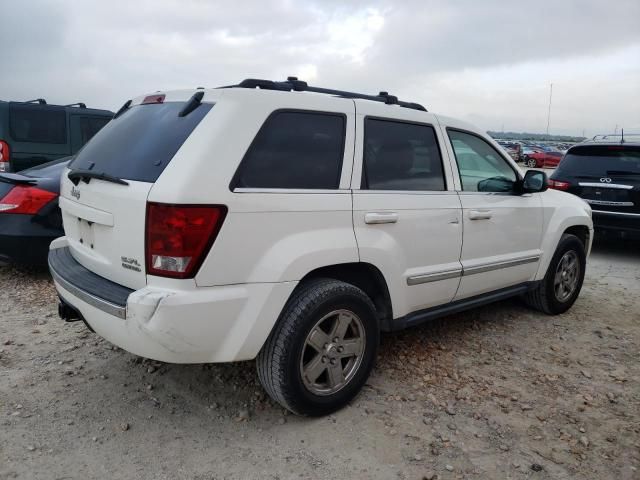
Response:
[65, 102, 87, 108]
[221, 77, 427, 112]
[24, 98, 47, 105]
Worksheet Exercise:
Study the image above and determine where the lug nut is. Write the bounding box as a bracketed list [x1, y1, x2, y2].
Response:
[333, 337, 339, 343]
[330, 358, 337, 365]
[337, 346, 344, 353]
[321, 356, 327, 363]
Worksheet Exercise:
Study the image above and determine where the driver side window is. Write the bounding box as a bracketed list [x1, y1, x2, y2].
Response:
[448, 130, 517, 192]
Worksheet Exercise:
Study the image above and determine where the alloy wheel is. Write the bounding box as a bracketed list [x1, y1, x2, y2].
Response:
[299, 309, 366, 396]
[554, 250, 580, 302]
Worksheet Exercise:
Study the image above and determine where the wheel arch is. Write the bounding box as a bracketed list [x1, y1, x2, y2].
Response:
[534, 216, 593, 281]
[293, 262, 394, 331]
[563, 224, 591, 249]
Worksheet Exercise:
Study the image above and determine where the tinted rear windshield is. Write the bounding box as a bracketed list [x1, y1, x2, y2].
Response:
[69, 102, 213, 183]
[556, 146, 640, 177]
[9, 105, 67, 144]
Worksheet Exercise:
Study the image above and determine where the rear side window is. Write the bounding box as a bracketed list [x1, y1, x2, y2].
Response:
[69, 102, 212, 183]
[232, 111, 346, 189]
[363, 118, 445, 191]
[79, 117, 110, 145]
[9, 105, 66, 144]
[556, 146, 640, 176]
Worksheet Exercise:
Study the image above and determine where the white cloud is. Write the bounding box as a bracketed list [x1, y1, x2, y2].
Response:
[1, 0, 638, 136]
[295, 64, 319, 81]
[325, 8, 385, 63]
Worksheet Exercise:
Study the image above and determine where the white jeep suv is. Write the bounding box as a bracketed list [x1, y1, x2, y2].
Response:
[49, 78, 593, 415]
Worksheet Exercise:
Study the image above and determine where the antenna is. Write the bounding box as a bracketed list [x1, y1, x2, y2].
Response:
[621, 128, 625, 144]
[545, 83, 553, 135]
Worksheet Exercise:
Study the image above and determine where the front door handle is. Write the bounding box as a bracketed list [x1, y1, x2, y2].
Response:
[365, 212, 399, 224]
[469, 209, 493, 220]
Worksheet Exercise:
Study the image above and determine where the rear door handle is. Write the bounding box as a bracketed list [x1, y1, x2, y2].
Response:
[469, 209, 493, 220]
[364, 212, 399, 224]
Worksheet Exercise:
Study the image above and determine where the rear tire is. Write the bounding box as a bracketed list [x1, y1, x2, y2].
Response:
[256, 278, 379, 416]
[524, 234, 586, 314]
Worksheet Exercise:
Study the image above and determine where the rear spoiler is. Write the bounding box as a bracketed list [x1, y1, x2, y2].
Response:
[0, 173, 37, 186]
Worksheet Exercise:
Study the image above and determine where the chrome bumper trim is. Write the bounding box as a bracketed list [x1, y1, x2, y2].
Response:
[592, 210, 640, 218]
[578, 182, 633, 190]
[585, 199, 634, 207]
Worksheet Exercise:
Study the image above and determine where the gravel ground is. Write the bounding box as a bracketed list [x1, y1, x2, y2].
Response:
[0, 237, 638, 480]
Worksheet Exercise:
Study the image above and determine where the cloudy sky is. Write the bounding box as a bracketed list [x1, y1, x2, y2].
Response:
[2, 0, 639, 137]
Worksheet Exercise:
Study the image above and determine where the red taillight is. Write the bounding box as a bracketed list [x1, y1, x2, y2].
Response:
[0, 186, 58, 214]
[145, 203, 227, 279]
[0, 140, 10, 172]
[548, 179, 570, 191]
[142, 94, 165, 105]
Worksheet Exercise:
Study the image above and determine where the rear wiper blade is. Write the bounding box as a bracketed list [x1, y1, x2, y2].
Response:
[0, 173, 37, 185]
[67, 169, 129, 186]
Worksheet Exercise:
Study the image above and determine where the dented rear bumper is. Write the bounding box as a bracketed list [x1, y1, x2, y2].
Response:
[48, 237, 297, 363]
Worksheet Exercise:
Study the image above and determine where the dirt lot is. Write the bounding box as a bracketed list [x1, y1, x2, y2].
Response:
[1, 237, 638, 480]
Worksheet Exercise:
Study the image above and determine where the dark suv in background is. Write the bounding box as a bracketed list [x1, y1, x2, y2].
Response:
[550, 136, 640, 237]
[0, 99, 113, 172]
[0, 99, 113, 265]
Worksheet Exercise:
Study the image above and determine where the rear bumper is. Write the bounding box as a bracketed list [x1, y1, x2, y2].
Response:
[592, 210, 640, 236]
[49, 238, 297, 363]
[0, 214, 62, 266]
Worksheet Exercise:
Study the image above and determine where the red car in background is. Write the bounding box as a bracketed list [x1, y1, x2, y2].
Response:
[523, 147, 563, 168]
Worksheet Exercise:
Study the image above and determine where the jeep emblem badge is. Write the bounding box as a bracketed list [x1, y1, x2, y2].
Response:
[71, 186, 81, 200]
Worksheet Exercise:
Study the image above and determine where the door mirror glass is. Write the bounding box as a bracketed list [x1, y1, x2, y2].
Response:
[522, 170, 548, 193]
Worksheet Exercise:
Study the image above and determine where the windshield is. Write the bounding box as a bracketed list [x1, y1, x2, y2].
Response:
[556, 146, 640, 177]
[69, 102, 213, 183]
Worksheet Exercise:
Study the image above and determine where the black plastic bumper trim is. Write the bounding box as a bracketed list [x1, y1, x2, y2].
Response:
[48, 247, 133, 319]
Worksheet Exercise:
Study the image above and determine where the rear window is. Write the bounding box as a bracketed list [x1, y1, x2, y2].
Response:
[9, 105, 67, 144]
[556, 146, 640, 177]
[232, 111, 346, 189]
[79, 116, 110, 145]
[69, 102, 213, 183]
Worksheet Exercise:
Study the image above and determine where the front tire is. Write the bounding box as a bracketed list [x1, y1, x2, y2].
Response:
[524, 234, 586, 314]
[526, 157, 538, 168]
[256, 278, 379, 416]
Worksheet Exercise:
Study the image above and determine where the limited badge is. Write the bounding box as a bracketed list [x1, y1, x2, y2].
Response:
[121, 256, 142, 272]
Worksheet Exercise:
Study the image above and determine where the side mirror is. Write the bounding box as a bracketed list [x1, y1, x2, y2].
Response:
[520, 170, 548, 193]
[477, 176, 515, 193]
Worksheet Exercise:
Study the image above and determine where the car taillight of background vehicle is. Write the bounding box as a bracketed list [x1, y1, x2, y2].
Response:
[548, 179, 571, 191]
[0, 140, 10, 172]
[145, 203, 227, 279]
[0, 186, 58, 214]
